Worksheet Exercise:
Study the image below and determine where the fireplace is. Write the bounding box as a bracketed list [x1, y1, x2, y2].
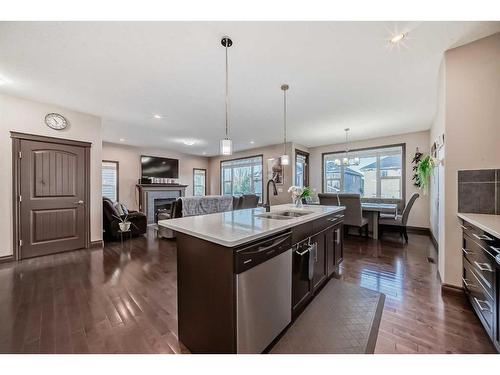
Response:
[136, 183, 188, 224]
[154, 197, 176, 222]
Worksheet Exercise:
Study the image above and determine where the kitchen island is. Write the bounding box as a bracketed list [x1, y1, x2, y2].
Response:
[159, 204, 345, 353]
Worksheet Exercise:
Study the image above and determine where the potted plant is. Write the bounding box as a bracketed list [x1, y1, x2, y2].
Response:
[288, 186, 313, 208]
[113, 214, 132, 232]
[416, 154, 436, 194]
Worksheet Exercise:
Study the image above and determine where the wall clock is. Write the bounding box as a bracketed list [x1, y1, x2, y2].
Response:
[45, 113, 68, 130]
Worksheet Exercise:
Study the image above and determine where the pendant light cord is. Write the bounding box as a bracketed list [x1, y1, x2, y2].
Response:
[225, 39, 229, 139]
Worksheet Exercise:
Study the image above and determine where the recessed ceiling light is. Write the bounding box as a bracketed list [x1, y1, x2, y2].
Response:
[153, 114, 163, 119]
[390, 33, 406, 44]
[119, 138, 125, 142]
[183, 140, 195, 146]
[250, 141, 255, 144]
[202, 151, 207, 155]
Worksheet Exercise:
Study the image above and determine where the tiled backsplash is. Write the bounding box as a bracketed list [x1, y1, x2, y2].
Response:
[458, 169, 500, 214]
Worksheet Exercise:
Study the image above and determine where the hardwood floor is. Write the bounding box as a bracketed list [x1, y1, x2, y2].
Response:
[0, 229, 495, 353]
[339, 233, 496, 353]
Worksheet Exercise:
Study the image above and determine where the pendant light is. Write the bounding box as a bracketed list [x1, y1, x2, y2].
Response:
[280, 84, 290, 165]
[334, 128, 360, 166]
[220, 36, 233, 156]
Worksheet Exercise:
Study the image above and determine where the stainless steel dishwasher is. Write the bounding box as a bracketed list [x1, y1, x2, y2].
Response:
[235, 231, 292, 354]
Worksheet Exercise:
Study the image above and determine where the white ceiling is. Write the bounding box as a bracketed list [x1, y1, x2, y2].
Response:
[1, 21, 499, 155]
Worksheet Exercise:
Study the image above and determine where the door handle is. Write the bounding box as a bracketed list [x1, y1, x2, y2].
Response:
[74, 200, 84, 205]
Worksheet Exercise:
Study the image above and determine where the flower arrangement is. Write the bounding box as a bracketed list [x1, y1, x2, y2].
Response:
[288, 186, 313, 208]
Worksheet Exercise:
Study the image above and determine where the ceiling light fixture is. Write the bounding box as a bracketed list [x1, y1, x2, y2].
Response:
[390, 32, 406, 44]
[280, 84, 290, 166]
[334, 128, 360, 166]
[153, 114, 163, 119]
[220, 36, 233, 156]
[183, 140, 195, 146]
[119, 138, 125, 142]
[250, 141, 255, 144]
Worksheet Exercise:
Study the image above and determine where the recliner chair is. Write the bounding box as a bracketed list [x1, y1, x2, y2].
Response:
[102, 197, 147, 240]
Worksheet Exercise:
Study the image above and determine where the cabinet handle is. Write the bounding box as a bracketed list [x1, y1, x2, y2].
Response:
[473, 233, 493, 241]
[462, 248, 473, 255]
[474, 261, 493, 272]
[460, 225, 468, 231]
[335, 229, 341, 245]
[474, 297, 491, 312]
[462, 277, 475, 289]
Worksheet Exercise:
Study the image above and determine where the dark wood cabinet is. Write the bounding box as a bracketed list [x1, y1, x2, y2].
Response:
[334, 225, 344, 266]
[312, 230, 328, 290]
[460, 218, 500, 353]
[291, 214, 344, 317]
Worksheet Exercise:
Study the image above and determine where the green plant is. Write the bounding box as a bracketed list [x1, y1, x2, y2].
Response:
[300, 186, 313, 199]
[416, 154, 435, 194]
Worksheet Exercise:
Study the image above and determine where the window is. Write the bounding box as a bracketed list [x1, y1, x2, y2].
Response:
[193, 168, 206, 196]
[323, 145, 404, 199]
[220, 155, 263, 201]
[295, 150, 309, 187]
[102, 160, 119, 202]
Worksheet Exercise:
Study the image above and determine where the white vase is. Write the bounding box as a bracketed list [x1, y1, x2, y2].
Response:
[119, 221, 131, 232]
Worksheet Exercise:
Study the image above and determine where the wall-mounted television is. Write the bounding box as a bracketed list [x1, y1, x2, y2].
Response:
[141, 155, 179, 179]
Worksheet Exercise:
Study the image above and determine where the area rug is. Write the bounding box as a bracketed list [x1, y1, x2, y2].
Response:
[270, 279, 385, 354]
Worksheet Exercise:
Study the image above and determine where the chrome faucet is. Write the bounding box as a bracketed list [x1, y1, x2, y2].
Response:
[264, 178, 278, 212]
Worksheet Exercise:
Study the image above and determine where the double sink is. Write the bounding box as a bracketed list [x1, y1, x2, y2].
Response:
[254, 210, 314, 220]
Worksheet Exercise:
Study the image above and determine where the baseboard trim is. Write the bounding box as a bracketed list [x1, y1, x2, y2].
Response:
[90, 240, 104, 249]
[0, 255, 14, 264]
[406, 226, 431, 236]
[441, 283, 464, 295]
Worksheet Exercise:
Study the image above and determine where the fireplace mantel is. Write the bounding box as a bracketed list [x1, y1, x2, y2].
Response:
[137, 184, 188, 224]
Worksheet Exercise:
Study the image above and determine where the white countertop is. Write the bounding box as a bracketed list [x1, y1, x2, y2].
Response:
[457, 213, 500, 239]
[158, 204, 345, 247]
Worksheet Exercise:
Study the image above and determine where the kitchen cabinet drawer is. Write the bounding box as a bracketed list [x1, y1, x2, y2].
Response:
[461, 221, 500, 250]
[463, 234, 495, 296]
[312, 213, 344, 233]
[291, 221, 314, 244]
[463, 258, 494, 337]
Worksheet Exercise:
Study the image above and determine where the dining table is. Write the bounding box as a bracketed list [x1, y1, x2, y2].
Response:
[306, 201, 398, 240]
[360, 202, 399, 239]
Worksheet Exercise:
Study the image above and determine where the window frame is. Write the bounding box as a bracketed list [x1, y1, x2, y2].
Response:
[321, 143, 406, 203]
[102, 160, 119, 202]
[193, 168, 207, 196]
[295, 149, 310, 187]
[219, 154, 264, 200]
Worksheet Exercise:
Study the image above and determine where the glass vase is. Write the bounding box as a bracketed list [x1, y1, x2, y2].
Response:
[294, 197, 303, 209]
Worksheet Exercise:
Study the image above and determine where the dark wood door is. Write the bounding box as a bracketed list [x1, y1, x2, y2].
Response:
[19, 139, 87, 258]
[312, 231, 327, 290]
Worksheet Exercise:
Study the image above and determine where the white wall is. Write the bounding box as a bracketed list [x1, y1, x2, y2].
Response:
[0, 94, 102, 257]
[308, 130, 431, 229]
[440, 33, 500, 286]
[102, 142, 209, 211]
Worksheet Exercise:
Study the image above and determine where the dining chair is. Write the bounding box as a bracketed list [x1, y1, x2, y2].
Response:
[318, 193, 369, 237]
[378, 193, 420, 243]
